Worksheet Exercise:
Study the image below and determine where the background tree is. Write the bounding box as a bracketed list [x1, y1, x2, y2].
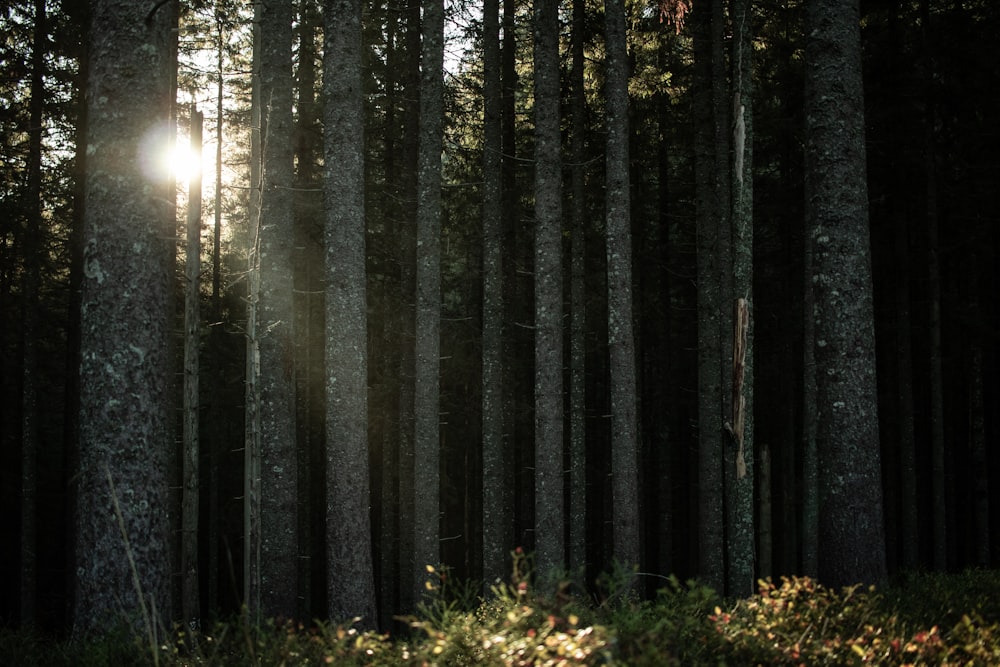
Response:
[532, 0, 566, 582]
[725, 0, 755, 597]
[19, 0, 45, 628]
[804, 0, 887, 587]
[72, 0, 175, 636]
[481, 0, 511, 589]
[414, 0, 445, 601]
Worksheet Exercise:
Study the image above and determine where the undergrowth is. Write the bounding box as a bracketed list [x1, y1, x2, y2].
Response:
[3, 558, 999, 666]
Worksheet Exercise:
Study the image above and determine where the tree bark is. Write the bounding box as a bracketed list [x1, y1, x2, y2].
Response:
[253, 0, 299, 619]
[19, 0, 45, 627]
[726, 0, 755, 597]
[567, 0, 588, 577]
[604, 0, 640, 574]
[482, 0, 512, 589]
[804, 0, 887, 587]
[73, 0, 174, 637]
[692, 0, 724, 594]
[414, 0, 445, 603]
[324, 0, 377, 625]
[533, 0, 566, 582]
[181, 107, 203, 624]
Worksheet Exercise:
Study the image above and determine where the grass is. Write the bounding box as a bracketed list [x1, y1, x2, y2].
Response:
[4, 560, 999, 666]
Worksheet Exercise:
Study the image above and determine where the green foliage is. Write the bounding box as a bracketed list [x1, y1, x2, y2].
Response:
[707, 574, 1000, 666]
[596, 574, 724, 666]
[6, 568, 1000, 666]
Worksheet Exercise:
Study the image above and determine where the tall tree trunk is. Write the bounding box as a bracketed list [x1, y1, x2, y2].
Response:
[244, 1, 263, 618]
[801, 227, 819, 578]
[920, 0, 946, 572]
[181, 107, 203, 624]
[726, 0, 755, 597]
[396, 0, 421, 614]
[324, 0, 377, 625]
[255, 0, 299, 619]
[414, 0, 445, 602]
[567, 0, 588, 577]
[206, 10, 226, 615]
[692, 0, 724, 594]
[893, 200, 918, 570]
[19, 0, 45, 627]
[533, 0, 566, 582]
[604, 0, 640, 574]
[293, 0, 323, 620]
[73, 0, 174, 637]
[482, 0, 511, 588]
[804, 0, 887, 587]
[379, 0, 402, 627]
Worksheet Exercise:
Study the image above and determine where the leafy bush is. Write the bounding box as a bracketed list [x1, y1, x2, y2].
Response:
[6, 566, 1000, 665]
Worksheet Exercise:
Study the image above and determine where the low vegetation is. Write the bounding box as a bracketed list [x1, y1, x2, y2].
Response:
[4, 563, 999, 666]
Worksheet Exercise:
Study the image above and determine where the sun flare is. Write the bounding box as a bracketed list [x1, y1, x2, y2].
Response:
[168, 142, 202, 183]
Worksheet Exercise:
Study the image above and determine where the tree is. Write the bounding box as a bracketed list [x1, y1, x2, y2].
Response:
[414, 0, 445, 601]
[181, 106, 203, 624]
[324, 0, 377, 624]
[804, 0, 887, 587]
[481, 0, 512, 588]
[19, 0, 45, 627]
[603, 0, 640, 572]
[73, 0, 175, 637]
[691, 0, 725, 594]
[725, 0, 755, 597]
[532, 0, 565, 581]
[567, 0, 588, 577]
[247, 0, 298, 620]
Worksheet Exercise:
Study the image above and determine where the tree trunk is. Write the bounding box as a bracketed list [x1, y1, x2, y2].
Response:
[73, 0, 174, 637]
[567, 0, 588, 577]
[804, 0, 887, 587]
[692, 0, 724, 594]
[532, 0, 566, 582]
[396, 0, 421, 614]
[324, 0, 377, 625]
[414, 0, 445, 602]
[19, 0, 45, 627]
[481, 0, 512, 588]
[726, 0, 755, 597]
[920, 0, 946, 572]
[253, 0, 299, 619]
[181, 107, 203, 624]
[604, 0, 640, 574]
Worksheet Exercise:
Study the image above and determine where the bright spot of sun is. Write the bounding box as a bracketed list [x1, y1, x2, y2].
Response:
[168, 142, 202, 182]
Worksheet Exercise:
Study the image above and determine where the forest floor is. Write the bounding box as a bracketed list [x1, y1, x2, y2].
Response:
[3, 566, 1000, 665]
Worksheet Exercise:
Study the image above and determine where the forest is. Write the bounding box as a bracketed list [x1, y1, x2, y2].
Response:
[0, 0, 997, 641]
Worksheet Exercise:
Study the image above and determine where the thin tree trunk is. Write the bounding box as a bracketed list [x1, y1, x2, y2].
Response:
[726, 0, 755, 597]
[533, 0, 566, 583]
[19, 0, 45, 627]
[692, 0, 724, 594]
[968, 342, 989, 566]
[181, 107, 203, 624]
[921, 0, 946, 572]
[894, 203, 918, 570]
[482, 0, 511, 589]
[567, 0, 588, 577]
[244, 3, 264, 619]
[396, 0, 420, 614]
[414, 0, 445, 602]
